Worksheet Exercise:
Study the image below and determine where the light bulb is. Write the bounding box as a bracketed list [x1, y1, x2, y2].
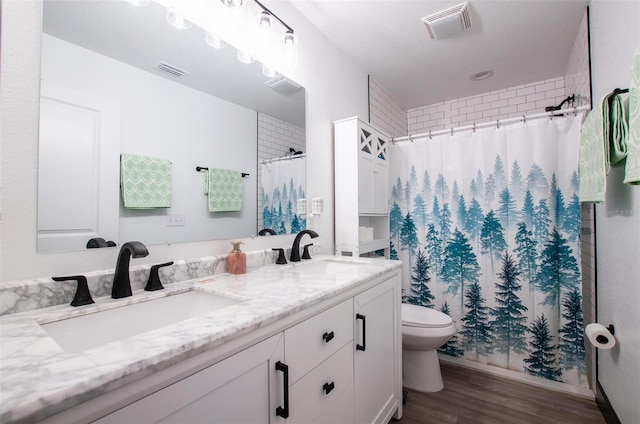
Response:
[125, 0, 150, 6]
[283, 30, 297, 46]
[166, 7, 192, 30]
[206, 33, 227, 49]
[260, 11, 272, 28]
[262, 64, 278, 78]
[237, 49, 255, 64]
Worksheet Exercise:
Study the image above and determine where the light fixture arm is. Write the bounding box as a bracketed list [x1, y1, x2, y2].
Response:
[253, 0, 294, 33]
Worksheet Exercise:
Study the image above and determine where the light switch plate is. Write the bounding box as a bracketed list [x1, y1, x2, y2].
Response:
[166, 213, 185, 227]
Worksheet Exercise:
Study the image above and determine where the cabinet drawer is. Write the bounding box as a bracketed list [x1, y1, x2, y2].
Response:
[285, 299, 353, 383]
[288, 341, 354, 424]
[313, 383, 354, 424]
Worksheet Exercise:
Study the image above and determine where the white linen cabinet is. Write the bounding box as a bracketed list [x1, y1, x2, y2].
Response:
[334, 117, 391, 257]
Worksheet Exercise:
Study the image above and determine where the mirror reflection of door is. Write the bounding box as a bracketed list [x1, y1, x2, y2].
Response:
[37, 81, 120, 252]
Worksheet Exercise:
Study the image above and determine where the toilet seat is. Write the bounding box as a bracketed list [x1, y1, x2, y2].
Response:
[402, 303, 453, 328]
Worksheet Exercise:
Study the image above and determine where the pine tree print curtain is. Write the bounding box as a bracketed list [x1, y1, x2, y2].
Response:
[390, 115, 586, 387]
[261, 157, 306, 234]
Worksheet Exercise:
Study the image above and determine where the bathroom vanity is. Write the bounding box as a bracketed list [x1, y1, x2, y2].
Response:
[0, 256, 402, 424]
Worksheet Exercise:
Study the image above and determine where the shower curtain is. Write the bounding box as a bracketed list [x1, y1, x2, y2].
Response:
[261, 157, 306, 234]
[390, 115, 586, 388]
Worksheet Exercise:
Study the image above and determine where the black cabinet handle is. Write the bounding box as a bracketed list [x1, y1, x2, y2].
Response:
[275, 361, 289, 418]
[323, 381, 335, 395]
[356, 313, 366, 351]
[323, 331, 335, 343]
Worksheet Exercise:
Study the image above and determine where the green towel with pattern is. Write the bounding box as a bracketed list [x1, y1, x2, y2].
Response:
[579, 94, 628, 203]
[121, 154, 172, 208]
[624, 44, 640, 185]
[207, 167, 242, 212]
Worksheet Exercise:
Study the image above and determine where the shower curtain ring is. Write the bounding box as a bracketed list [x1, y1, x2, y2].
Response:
[450, 128, 454, 136]
[473, 123, 476, 133]
[409, 135, 414, 143]
[522, 115, 526, 124]
[496, 119, 500, 129]
[429, 131, 432, 140]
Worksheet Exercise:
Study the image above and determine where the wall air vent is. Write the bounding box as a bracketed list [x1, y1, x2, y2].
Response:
[157, 62, 189, 78]
[265, 75, 302, 95]
[422, 2, 472, 40]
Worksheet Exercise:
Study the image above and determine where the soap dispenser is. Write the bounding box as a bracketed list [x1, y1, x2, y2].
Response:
[227, 241, 247, 275]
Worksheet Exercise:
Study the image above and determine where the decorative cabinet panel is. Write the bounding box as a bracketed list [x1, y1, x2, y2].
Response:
[96, 334, 285, 424]
[335, 117, 391, 257]
[354, 275, 402, 424]
[357, 125, 389, 214]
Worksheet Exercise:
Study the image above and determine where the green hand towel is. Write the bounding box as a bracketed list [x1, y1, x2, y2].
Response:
[579, 94, 628, 203]
[121, 154, 172, 208]
[208, 167, 243, 212]
[624, 44, 640, 185]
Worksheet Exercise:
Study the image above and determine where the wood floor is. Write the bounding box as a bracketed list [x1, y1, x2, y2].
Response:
[394, 362, 606, 424]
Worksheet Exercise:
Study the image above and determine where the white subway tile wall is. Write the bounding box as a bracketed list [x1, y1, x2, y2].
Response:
[369, 77, 408, 138]
[407, 77, 567, 135]
[565, 11, 591, 107]
[565, 10, 596, 391]
[257, 113, 305, 232]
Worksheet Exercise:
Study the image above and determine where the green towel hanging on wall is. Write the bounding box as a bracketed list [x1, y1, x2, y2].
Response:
[624, 44, 640, 185]
[579, 93, 628, 203]
[120, 154, 172, 208]
[207, 167, 243, 212]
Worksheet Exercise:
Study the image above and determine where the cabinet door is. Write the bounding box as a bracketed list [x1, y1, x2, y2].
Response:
[373, 134, 389, 214]
[354, 277, 401, 424]
[96, 334, 286, 424]
[358, 125, 376, 214]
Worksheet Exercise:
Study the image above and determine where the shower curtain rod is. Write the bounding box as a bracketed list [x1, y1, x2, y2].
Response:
[260, 153, 306, 165]
[392, 105, 590, 143]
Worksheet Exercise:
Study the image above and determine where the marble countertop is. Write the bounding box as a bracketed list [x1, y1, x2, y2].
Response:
[0, 256, 401, 424]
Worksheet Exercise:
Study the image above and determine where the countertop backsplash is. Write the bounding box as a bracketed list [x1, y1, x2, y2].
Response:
[0, 245, 321, 316]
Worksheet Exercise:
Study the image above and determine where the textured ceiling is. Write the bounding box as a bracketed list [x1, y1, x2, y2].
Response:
[290, 0, 589, 110]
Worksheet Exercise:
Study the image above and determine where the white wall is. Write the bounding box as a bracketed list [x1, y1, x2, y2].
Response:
[589, 2, 640, 423]
[42, 34, 258, 245]
[0, 1, 368, 282]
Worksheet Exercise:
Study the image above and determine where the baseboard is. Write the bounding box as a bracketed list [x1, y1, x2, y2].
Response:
[596, 381, 621, 424]
[439, 354, 595, 399]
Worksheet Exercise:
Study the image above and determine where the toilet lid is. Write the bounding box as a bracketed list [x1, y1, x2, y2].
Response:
[402, 303, 453, 328]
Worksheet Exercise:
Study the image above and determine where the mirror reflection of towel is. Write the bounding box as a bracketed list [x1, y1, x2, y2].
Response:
[208, 167, 242, 212]
[121, 154, 172, 208]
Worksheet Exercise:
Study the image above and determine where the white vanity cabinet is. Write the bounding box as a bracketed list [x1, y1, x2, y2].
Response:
[44, 270, 401, 424]
[334, 117, 392, 257]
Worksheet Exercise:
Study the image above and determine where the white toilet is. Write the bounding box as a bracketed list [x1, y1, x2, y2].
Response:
[402, 303, 457, 392]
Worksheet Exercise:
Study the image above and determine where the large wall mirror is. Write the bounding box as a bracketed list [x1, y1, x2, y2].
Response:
[38, 0, 306, 253]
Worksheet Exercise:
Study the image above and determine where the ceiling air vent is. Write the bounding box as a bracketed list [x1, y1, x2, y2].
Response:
[265, 75, 302, 95]
[422, 2, 471, 40]
[157, 62, 189, 78]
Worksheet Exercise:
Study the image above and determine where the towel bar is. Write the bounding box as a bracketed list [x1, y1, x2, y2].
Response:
[195, 166, 249, 178]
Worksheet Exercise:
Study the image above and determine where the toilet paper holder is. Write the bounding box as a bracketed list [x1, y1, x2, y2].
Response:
[596, 325, 615, 344]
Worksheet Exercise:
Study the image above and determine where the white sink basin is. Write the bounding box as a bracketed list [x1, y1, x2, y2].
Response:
[41, 291, 240, 353]
[289, 259, 370, 275]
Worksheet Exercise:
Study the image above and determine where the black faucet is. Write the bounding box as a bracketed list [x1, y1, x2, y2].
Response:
[290, 230, 319, 262]
[112, 241, 149, 299]
[259, 228, 277, 236]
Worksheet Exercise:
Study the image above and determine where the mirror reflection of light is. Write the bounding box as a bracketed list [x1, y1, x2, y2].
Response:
[133, 0, 299, 74]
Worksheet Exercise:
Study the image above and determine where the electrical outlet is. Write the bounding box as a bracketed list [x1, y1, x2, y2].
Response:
[166, 213, 185, 227]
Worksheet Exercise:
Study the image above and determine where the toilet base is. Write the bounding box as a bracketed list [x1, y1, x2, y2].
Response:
[402, 349, 444, 392]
